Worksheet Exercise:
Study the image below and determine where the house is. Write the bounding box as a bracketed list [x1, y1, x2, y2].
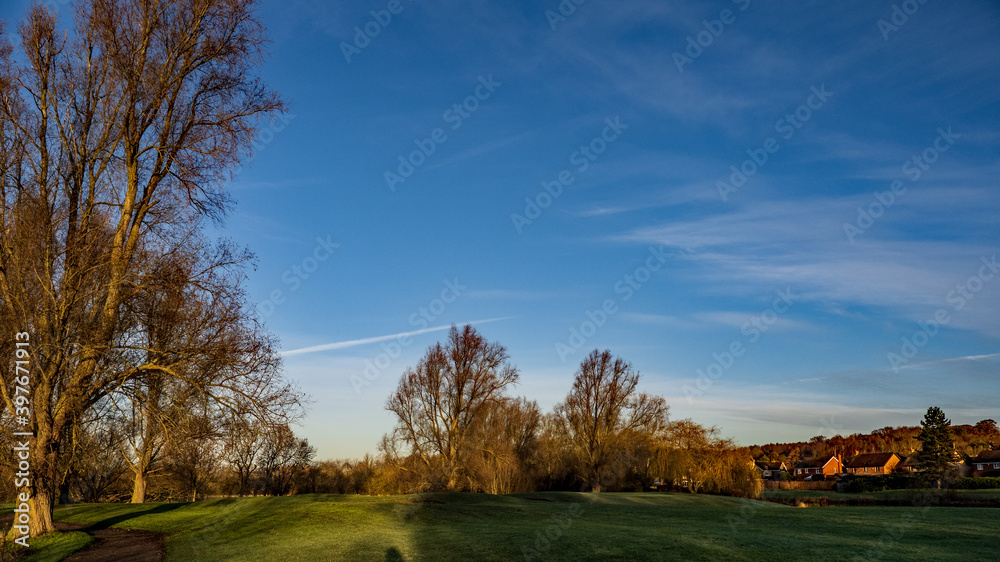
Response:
[897, 453, 920, 473]
[844, 452, 901, 475]
[970, 450, 1000, 477]
[793, 456, 843, 480]
[898, 453, 971, 476]
[754, 460, 788, 480]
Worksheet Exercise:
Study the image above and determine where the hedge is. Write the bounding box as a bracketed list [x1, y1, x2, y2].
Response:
[952, 476, 1000, 489]
[843, 474, 921, 493]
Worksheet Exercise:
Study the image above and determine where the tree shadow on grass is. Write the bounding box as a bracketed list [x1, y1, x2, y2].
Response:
[385, 546, 405, 561]
[82, 503, 186, 532]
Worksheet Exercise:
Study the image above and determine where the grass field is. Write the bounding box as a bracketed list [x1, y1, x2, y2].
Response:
[9, 492, 1000, 561]
[762, 488, 1000, 505]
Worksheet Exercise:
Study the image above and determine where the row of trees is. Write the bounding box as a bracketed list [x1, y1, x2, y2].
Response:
[0, 320, 760, 506]
[0, 0, 302, 536]
[0, 417, 314, 503]
[377, 326, 761, 497]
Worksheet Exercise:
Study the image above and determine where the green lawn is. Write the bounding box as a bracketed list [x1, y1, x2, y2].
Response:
[763, 488, 1000, 502]
[9, 492, 997, 561]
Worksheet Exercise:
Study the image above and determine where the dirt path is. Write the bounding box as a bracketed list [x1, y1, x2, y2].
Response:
[56, 522, 165, 562]
[1, 512, 166, 561]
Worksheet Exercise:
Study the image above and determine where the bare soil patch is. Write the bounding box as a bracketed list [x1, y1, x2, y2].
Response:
[57, 522, 164, 562]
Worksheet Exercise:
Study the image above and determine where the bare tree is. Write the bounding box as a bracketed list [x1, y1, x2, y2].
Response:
[257, 423, 314, 496]
[70, 417, 131, 502]
[383, 325, 520, 491]
[164, 409, 222, 502]
[222, 414, 264, 497]
[0, 0, 291, 534]
[555, 349, 668, 492]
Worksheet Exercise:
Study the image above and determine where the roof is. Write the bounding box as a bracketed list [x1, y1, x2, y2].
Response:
[972, 450, 1000, 462]
[794, 456, 839, 470]
[754, 461, 786, 471]
[845, 452, 900, 469]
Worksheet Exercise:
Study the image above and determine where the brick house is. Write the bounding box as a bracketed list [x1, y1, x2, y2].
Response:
[970, 450, 1000, 477]
[844, 452, 901, 475]
[793, 456, 843, 480]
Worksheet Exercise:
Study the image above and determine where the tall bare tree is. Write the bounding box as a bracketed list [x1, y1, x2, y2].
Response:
[383, 325, 520, 491]
[0, 0, 293, 534]
[555, 349, 668, 492]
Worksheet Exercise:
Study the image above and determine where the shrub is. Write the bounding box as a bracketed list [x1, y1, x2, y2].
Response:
[843, 474, 921, 493]
[952, 476, 1000, 489]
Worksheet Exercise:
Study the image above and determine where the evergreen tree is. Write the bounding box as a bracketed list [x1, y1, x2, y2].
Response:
[917, 407, 954, 487]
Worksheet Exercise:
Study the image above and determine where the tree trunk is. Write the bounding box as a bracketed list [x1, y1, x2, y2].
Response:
[59, 481, 70, 505]
[26, 438, 58, 537]
[130, 471, 147, 503]
[28, 490, 55, 537]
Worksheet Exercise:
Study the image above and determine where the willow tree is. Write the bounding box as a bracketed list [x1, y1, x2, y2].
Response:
[0, 0, 293, 535]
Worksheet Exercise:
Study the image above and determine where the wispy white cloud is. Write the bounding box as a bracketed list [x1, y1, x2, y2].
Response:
[281, 316, 515, 356]
[897, 352, 1000, 371]
[424, 131, 537, 172]
[613, 195, 1000, 336]
[623, 311, 816, 332]
[466, 289, 562, 300]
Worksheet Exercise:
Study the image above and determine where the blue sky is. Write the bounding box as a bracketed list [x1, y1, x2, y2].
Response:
[7, 0, 999, 460]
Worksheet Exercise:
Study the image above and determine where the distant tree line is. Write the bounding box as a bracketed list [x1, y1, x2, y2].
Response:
[367, 326, 760, 498]
[0, 325, 762, 502]
[749, 409, 998, 483]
